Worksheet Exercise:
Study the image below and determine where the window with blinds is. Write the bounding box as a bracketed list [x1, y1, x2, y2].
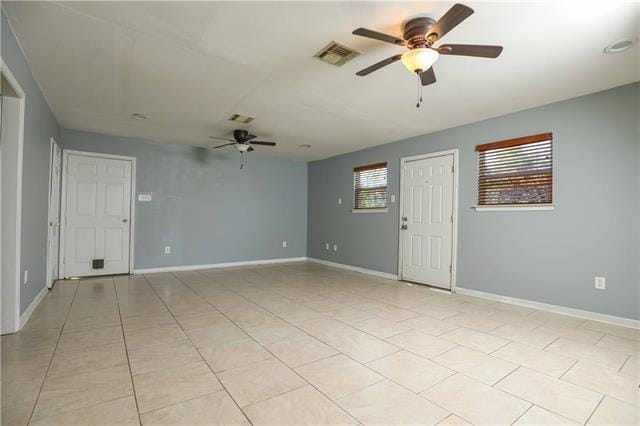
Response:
[353, 162, 388, 210]
[476, 133, 553, 205]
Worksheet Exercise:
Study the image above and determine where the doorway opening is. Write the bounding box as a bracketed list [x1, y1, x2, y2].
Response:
[1, 60, 26, 334]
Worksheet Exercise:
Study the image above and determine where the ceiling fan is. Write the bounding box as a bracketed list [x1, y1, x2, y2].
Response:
[209, 129, 276, 153]
[352, 3, 503, 107]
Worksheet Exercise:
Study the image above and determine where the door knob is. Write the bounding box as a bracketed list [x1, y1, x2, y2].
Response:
[401, 224, 408, 230]
[122, 218, 128, 223]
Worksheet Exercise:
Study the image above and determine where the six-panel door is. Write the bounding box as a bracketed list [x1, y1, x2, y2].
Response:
[64, 154, 132, 277]
[401, 155, 454, 289]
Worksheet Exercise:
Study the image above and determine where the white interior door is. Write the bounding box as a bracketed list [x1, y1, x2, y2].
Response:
[63, 153, 132, 277]
[401, 154, 454, 289]
[46, 140, 62, 287]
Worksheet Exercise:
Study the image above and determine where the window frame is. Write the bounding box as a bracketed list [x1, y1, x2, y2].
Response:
[473, 133, 554, 211]
[352, 162, 388, 212]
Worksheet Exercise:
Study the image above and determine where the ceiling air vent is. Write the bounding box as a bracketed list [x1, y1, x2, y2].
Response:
[314, 41, 360, 67]
[229, 114, 255, 124]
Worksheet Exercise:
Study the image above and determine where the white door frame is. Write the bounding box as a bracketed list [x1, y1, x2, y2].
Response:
[45, 137, 61, 287]
[397, 149, 459, 292]
[1, 58, 26, 333]
[59, 149, 136, 278]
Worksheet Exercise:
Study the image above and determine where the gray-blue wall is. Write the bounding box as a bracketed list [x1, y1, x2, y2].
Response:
[308, 83, 639, 320]
[61, 129, 308, 270]
[2, 11, 61, 313]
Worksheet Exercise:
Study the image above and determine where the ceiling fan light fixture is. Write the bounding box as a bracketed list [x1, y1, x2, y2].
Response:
[236, 144, 251, 152]
[401, 48, 439, 73]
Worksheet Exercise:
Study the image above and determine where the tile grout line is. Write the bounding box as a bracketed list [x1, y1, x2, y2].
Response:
[584, 394, 606, 425]
[113, 276, 145, 425]
[143, 274, 254, 425]
[26, 281, 80, 424]
[509, 403, 535, 425]
[617, 354, 632, 374]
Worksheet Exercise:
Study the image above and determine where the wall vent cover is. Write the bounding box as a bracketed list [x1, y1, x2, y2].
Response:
[314, 41, 360, 66]
[228, 114, 255, 124]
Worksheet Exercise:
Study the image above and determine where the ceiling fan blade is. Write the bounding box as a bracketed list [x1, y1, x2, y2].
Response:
[421, 67, 436, 86]
[249, 141, 276, 146]
[353, 28, 406, 46]
[426, 3, 474, 42]
[209, 136, 235, 142]
[438, 44, 503, 58]
[212, 142, 236, 149]
[356, 54, 402, 76]
[244, 133, 257, 142]
[247, 146, 255, 152]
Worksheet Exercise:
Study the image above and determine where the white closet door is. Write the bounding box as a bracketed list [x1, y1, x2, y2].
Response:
[64, 154, 131, 277]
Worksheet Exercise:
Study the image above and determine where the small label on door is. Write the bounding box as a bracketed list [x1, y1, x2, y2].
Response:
[138, 193, 152, 202]
[92, 259, 104, 269]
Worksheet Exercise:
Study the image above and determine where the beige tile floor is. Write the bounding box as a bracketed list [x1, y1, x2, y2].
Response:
[1, 261, 639, 425]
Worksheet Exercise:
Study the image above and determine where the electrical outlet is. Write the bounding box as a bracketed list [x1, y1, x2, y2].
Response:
[282, 241, 287, 248]
[338, 197, 342, 205]
[595, 276, 606, 290]
[23, 270, 28, 285]
[325, 243, 330, 250]
[164, 246, 171, 255]
[333, 244, 338, 252]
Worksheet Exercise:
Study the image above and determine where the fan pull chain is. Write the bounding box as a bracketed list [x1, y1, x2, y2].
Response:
[240, 152, 245, 169]
[416, 72, 423, 108]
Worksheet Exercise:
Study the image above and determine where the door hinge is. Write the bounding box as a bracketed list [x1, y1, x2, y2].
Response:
[450, 215, 453, 223]
[449, 265, 452, 273]
[451, 165, 454, 173]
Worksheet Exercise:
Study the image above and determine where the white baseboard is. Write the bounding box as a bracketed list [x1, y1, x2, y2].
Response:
[307, 258, 398, 280]
[133, 257, 308, 274]
[456, 287, 640, 330]
[19, 285, 48, 330]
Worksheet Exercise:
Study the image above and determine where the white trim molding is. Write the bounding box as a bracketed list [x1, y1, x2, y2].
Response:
[19, 286, 48, 329]
[473, 204, 555, 211]
[307, 258, 398, 280]
[456, 286, 639, 330]
[1, 58, 26, 334]
[134, 257, 308, 274]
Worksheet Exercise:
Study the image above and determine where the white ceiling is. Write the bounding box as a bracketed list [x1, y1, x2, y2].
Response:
[4, 1, 639, 161]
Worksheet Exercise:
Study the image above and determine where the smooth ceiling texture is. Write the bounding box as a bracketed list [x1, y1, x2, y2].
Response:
[3, 1, 639, 160]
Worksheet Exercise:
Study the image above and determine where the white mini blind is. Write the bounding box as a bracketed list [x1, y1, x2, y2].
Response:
[353, 162, 388, 209]
[476, 133, 553, 205]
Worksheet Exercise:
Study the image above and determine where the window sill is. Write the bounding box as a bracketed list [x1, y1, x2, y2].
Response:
[472, 204, 555, 211]
[351, 208, 388, 214]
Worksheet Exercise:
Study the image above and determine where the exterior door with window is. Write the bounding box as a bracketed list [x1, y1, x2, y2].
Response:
[401, 154, 454, 289]
[63, 153, 132, 277]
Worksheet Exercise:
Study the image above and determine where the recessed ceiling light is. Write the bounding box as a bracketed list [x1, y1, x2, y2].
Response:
[131, 113, 147, 120]
[299, 144, 311, 149]
[604, 40, 635, 54]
